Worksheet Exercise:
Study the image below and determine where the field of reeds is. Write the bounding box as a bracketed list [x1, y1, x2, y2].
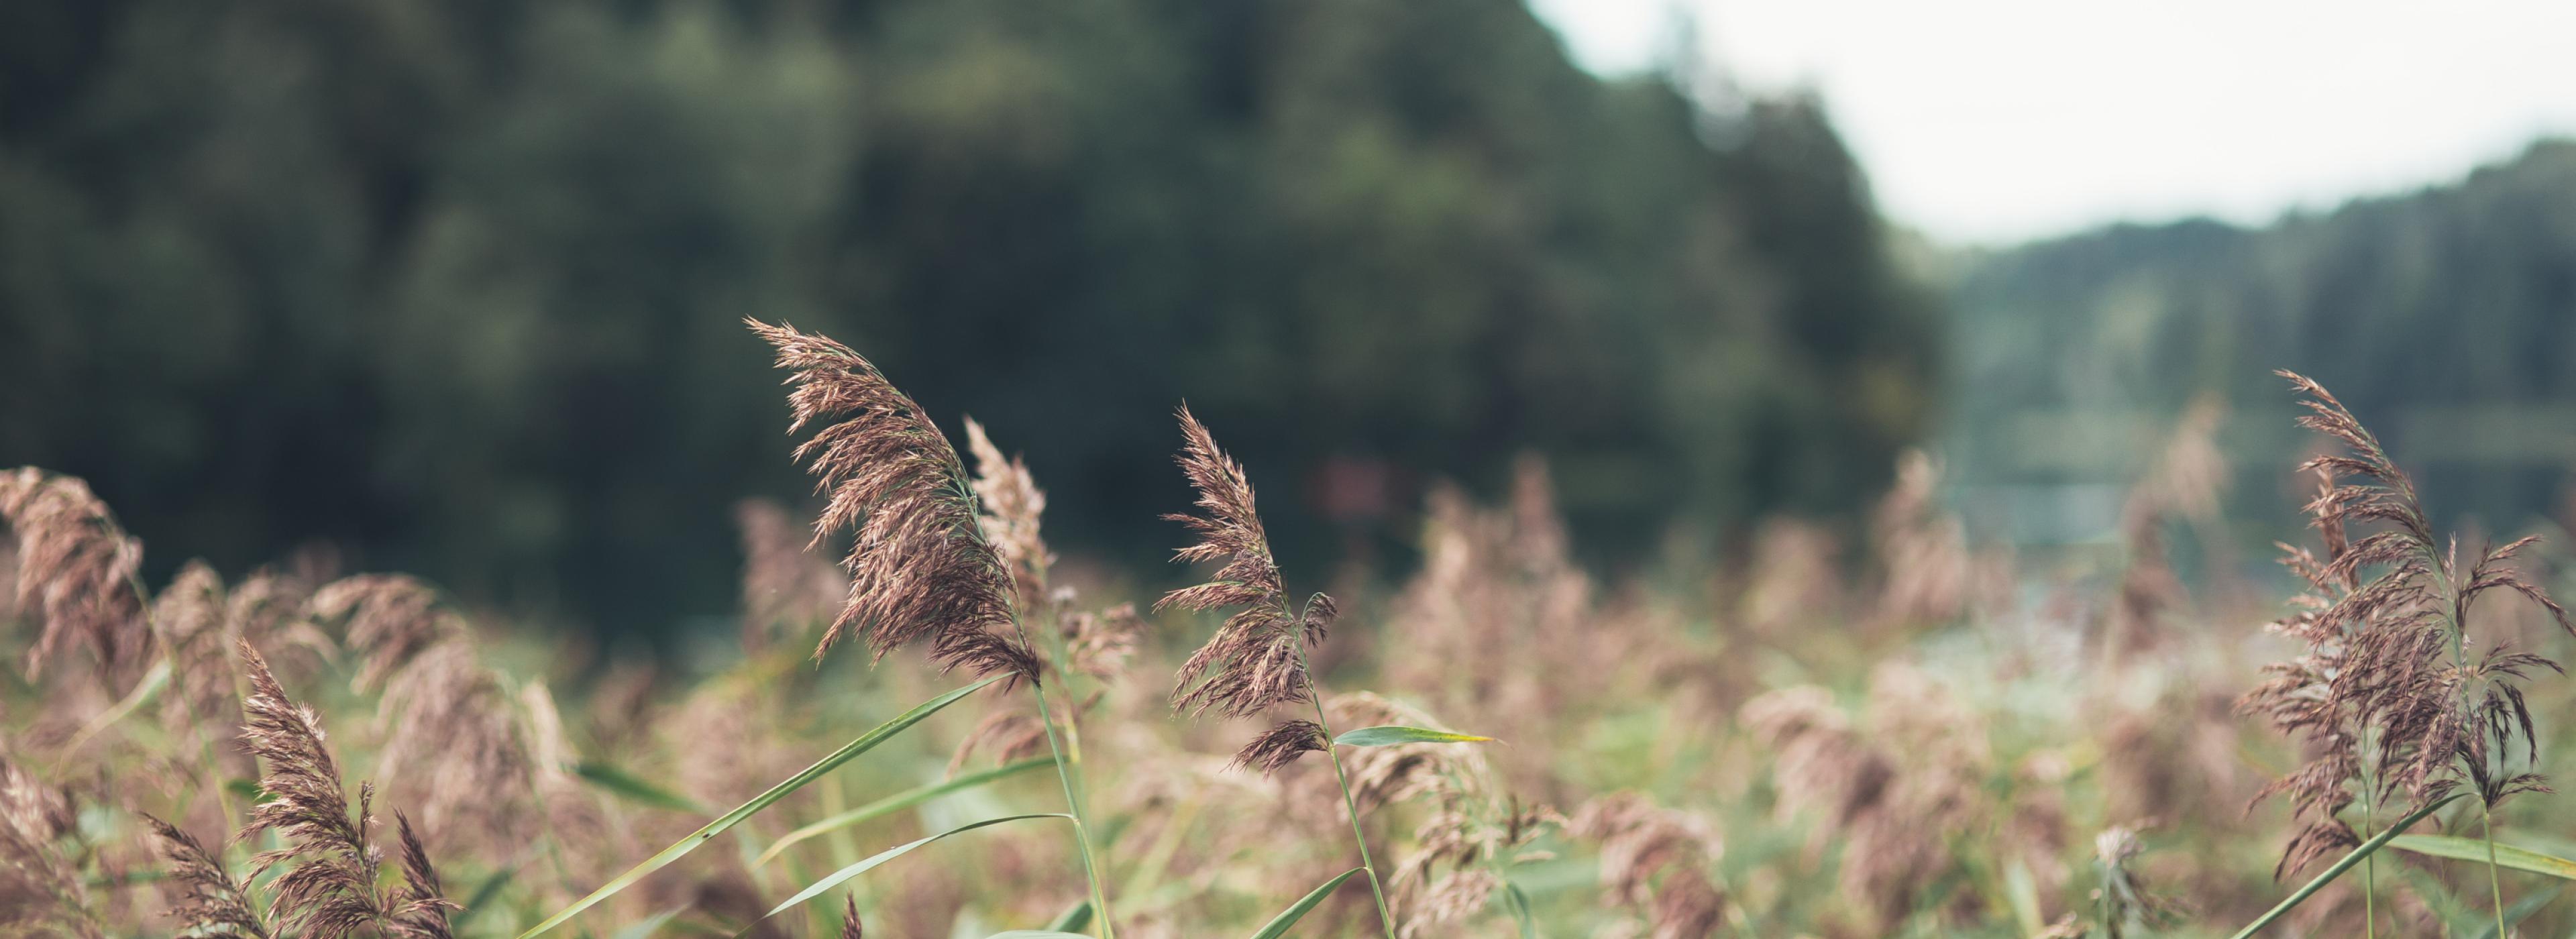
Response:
[6, 321, 2575, 938]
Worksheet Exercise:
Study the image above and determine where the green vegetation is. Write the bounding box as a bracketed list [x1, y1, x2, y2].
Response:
[0, 0, 1935, 639]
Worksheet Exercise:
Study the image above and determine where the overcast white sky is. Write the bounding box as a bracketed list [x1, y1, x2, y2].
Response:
[1529, 0, 2576, 245]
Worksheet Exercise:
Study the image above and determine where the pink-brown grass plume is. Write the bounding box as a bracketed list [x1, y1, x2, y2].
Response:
[1160, 406, 1335, 719]
[142, 814, 272, 939]
[1, 467, 148, 684]
[236, 637, 451, 939]
[747, 319, 1038, 684]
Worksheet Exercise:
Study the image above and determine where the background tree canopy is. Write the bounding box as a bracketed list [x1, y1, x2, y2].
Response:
[0, 0, 1939, 638]
[1945, 140, 2576, 549]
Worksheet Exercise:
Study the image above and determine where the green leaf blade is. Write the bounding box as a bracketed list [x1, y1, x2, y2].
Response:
[2231, 793, 2463, 938]
[1249, 867, 1363, 939]
[2390, 834, 2576, 880]
[1332, 725, 1496, 747]
[755, 757, 1052, 867]
[514, 675, 1005, 938]
[575, 761, 709, 815]
[761, 814, 1074, 921]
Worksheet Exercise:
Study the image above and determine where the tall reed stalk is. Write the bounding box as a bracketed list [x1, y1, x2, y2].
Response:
[751, 319, 1118, 936]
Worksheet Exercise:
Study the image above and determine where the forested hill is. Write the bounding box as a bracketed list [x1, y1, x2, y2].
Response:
[0, 0, 1936, 637]
[1945, 140, 2576, 547]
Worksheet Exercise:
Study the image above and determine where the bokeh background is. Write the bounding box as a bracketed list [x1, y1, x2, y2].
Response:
[3, 0, 2571, 647]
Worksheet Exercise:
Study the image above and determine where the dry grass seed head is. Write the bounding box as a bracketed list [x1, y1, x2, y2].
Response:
[963, 417, 1053, 602]
[0, 467, 149, 685]
[735, 500, 849, 655]
[2247, 373, 2572, 878]
[234, 638, 394, 938]
[1227, 720, 1325, 776]
[142, 813, 272, 939]
[748, 319, 1036, 685]
[374, 638, 533, 861]
[1568, 792, 1725, 939]
[309, 575, 453, 695]
[949, 710, 1052, 777]
[0, 754, 102, 939]
[1063, 602, 1145, 681]
[1161, 406, 1329, 721]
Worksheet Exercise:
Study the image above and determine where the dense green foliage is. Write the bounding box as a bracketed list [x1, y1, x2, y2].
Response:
[0, 0, 1937, 637]
[1947, 140, 2576, 543]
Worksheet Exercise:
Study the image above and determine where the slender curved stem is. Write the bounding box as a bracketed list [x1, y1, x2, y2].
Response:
[1291, 639, 1398, 939]
[2481, 800, 2506, 938]
[1020, 673, 1114, 938]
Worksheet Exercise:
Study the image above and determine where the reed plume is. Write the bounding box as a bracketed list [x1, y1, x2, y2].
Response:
[2088, 824, 2184, 938]
[1, 467, 148, 685]
[374, 637, 533, 860]
[1567, 792, 1725, 939]
[840, 893, 863, 938]
[747, 318, 1037, 683]
[1161, 406, 1393, 936]
[963, 417, 1051, 608]
[1, 754, 103, 939]
[1228, 720, 1325, 776]
[142, 814, 272, 939]
[1161, 406, 1333, 729]
[309, 574, 452, 695]
[2243, 372, 2571, 931]
[735, 499, 849, 655]
[750, 318, 1104, 934]
[237, 637, 455, 939]
[390, 812, 460, 939]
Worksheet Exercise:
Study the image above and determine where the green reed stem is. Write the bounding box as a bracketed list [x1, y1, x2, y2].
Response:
[1012, 619, 1117, 939]
[2481, 799, 2506, 939]
[1291, 638, 1398, 939]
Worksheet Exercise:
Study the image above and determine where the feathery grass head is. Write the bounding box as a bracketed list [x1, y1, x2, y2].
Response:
[2245, 372, 2574, 879]
[389, 812, 458, 939]
[142, 814, 272, 939]
[1568, 792, 1725, 939]
[1, 754, 101, 939]
[1, 467, 148, 684]
[309, 574, 453, 695]
[736, 499, 849, 655]
[962, 417, 1052, 600]
[1160, 406, 1332, 718]
[235, 637, 393, 938]
[747, 319, 1038, 685]
[374, 637, 533, 861]
[1228, 720, 1325, 776]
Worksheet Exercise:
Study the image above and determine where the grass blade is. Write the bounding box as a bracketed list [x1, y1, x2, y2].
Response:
[576, 761, 710, 814]
[1501, 881, 1536, 939]
[1249, 867, 1362, 939]
[515, 675, 1004, 938]
[754, 757, 1051, 867]
[1044, 900, 1093, 932]
[2472, 885, 2559, 939]
[2231, 793, 2460, 938]
[2390, 834, 2576, 880]
[59, 659, 169, 757]
[757, 814, 1074, 922]
[449, 865, 517, 930]
[1332, 726, 1495, 747]
[609, 907, 686, 939]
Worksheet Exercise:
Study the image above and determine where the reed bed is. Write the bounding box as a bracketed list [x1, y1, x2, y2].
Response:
[4, 336, 2574, 938]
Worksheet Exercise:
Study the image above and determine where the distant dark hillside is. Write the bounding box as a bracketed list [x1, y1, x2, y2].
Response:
[1945, 140, 2576, 548]
[0, 0, 1936, 639]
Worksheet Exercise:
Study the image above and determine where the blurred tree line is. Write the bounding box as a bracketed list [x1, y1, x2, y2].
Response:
[0, 0, 1939, 638]
[1947, 140, 2576, 545]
